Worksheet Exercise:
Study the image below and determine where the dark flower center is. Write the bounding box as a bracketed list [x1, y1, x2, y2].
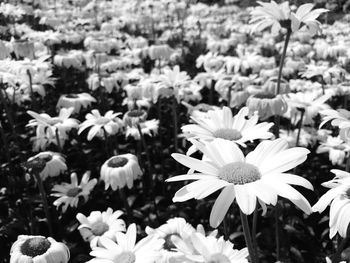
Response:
[127, 110, 145, 118]
[218, 162, 261, 184]
[25, 154, 52, 173]
[65, 94, 79, 99]
[253, 92, 275, 99]
[20, 237, 51, 257]
[163, 233, 180, 251]
[213, 128, 242, 141]
[91, 221, 109, 236]
[107, 157, 129, 168]
[66, 187, 82, 197]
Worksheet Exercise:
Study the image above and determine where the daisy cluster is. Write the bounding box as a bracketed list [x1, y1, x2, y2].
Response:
[1, 0, 350, 262]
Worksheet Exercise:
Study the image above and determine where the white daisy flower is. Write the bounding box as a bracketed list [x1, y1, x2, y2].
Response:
[78, 109, 123, 141]
[56, 93, 96, 114]
[10, 235, 70, 263]
[100, 154, 142, 191]
[51, 171, 97, 212]
[146, 217, 196, 263]
[26, 151, 67, 181]
[88, 223, 164, 263]
[182, 106, 274, 148]
[174, 232, 249, 263]
[167, 138, 313, 227]
[76, 207, 126, 248]
[313, 169, 350, 238]
[316, 136, 350, 166]
[27, 107, 79, 147]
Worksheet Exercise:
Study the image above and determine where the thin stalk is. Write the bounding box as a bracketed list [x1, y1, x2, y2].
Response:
[0, 122, 11, 164]
[26, 70, 38, 111]
[103, 128, 110, 157]
[295, 108, 305, 147]
[55, 129, 62, 152]
[137, 124, 153, 190]
[227, 84, 232, 107]
[274, 27, 292, 138]
[252, 207, 259, 263]
[240, 209, 256, 263]
[172, 97, 179, 154]
[119, 187, 132, 222]
[275, 202, 281, 262]
[209, 79, 215, 105]
[33, 172, 53, 237]
[332, 236, 348, 263]
[0, 81, 18, 139]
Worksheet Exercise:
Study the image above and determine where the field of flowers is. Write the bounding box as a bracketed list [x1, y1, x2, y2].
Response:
[2, 0, 350, 262]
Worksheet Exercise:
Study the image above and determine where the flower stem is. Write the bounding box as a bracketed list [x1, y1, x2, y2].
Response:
[239, 209, 256, 263]
[26, 69, 38, 111]
[274, 27, 292, 138]
[275, 202, 281, 262]
[295, 108, 305, 147]
[119, 187, 132, 222]
[55, 129, 62, 152]
[252, 207, 259, 263]
[33, 172, 53, 237]
[137, 124, 153, 191]
[172, 97, 179, 153]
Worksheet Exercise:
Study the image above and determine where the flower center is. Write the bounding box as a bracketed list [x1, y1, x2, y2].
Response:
[65, 94, 79, 99]
[114, 251, 136, 263]
[20, 237, 51, 257]
[253, 92, 275, 99]
[163, 233, 180, 251]
[95, 117, 110, 125]
[218, 162, 261, 185]
[213, 128, 242, 141]
[127, 110, 145, 118]
[91, 221, 109, 236]
[66, 187, 82, 197]
[207, 253, 231, 263]
[107, 157, 129, 168]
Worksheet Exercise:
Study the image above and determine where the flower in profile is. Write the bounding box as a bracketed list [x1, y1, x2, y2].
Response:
[250, 1, 327, 35]
[283, 91, 331, 125]
[320, 109, 350, 142]
[10, 235, 70, 263]
[27, 107, 79, 148]
[249, 1, 291, 34]
[88, 223, 164, 263]
[76, 208, 126, 248]
[123, 110, 159, 141]
[51, 171, 97, 212]
[182, 106, 274, 148]
[317, 136, 350, 166]
[174, 232, 249, 263]
[100, 154, 142, 191]
[313, 169, 350, 238]
[56, 93, 96, 114]
[146, 217, 195, 263]
[26, 151, 67, 181]
[78, 109, 123, 141]
[246, 93, 288, 120]
[291, 4, 328, 36]
[167, 138, 312, 227]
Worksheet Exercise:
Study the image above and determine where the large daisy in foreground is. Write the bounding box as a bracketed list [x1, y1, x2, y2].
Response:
[181, 106, 274, 148]
[312, 169, 350, 238]
[167, 138, 313, 227]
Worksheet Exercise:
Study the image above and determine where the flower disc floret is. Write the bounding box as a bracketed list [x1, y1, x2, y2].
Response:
[218, 162, 261, 185]
[208, 253, 231, 263]
[20, 237, 51, 257]
[107, 156, 129, 168]
[213, 128, 242, 141]
[114, 251, 136, 263]
[91, 221, 109, 236]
